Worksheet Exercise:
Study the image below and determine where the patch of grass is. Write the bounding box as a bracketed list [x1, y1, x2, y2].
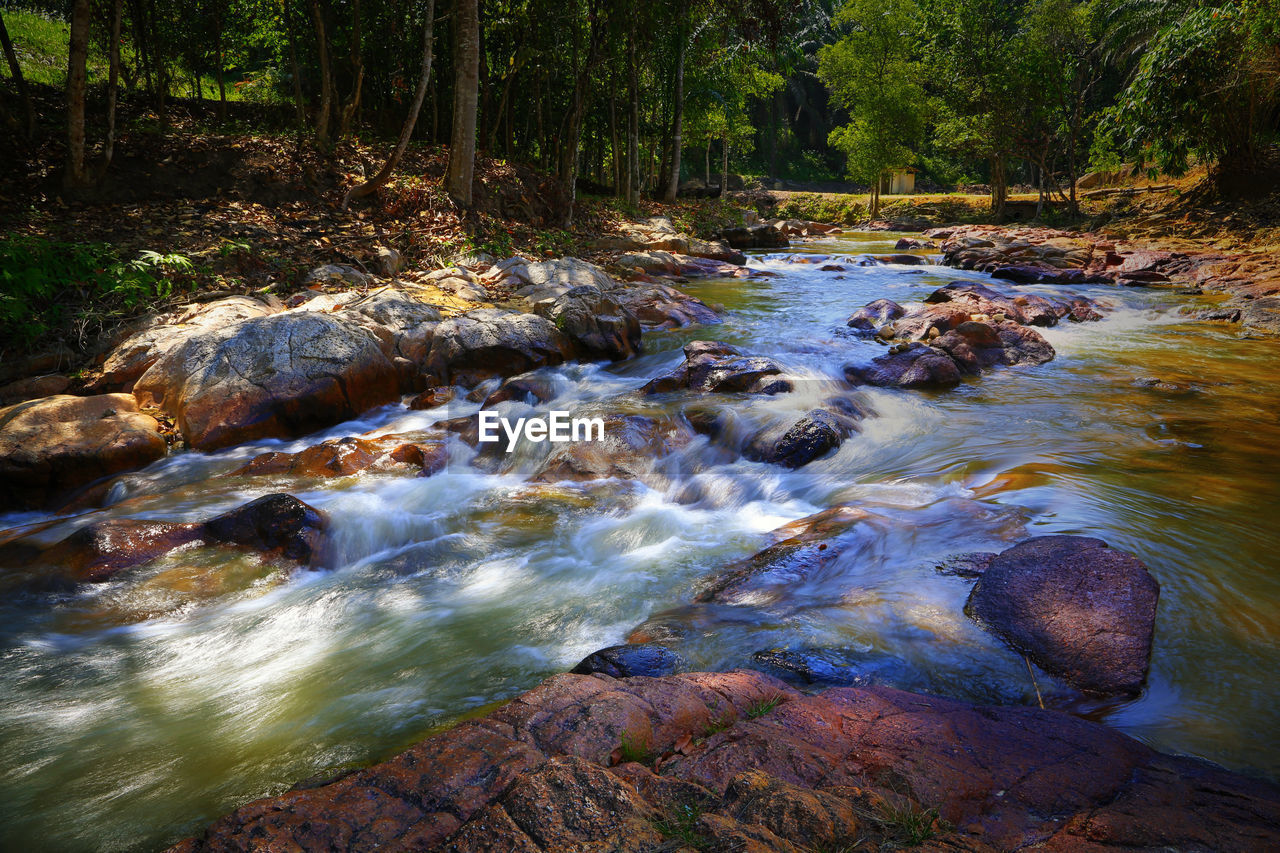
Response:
[702, 711, 735, 737]
[745, 696, 783, 719]
[617, 731, 654, 765]
[651, 800, 709, 850]
[853, 794, 951, 850]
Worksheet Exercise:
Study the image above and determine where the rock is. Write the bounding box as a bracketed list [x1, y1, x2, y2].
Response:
[642, 341, 792, 396]
[133, 312, 401, 451]
[0, 374, 71, 405]
[170, 670, 1280, 853]
[717, 224, 788, 250]
[8, 493, 326, 584]
[533, 414, 694, 484]
[923, 281, 1062, 327]
[844, 343, 962, 389]
[336, 288, 443, 367]
[304, 263, 371, 288]
[966, 536, 1159, 696]
[373, 246, 402, 277]
[685, 239, 747, 265]
[931, 321, 1055, 373]
[872, 253, 928, 266]
[93, 296, 276, 391]
[608, 281, 720, 329]
[935, 552, 997, 578]
[425, 308, 573, 386]
[571, 644, 687, 678]
[744, 400, 867, 469]
[1239, 297, 1280, 336]
[750, 648, 898, 688]
[483, 373, 557, 407]
[618, 250, 682, 275]
[895, 237, 936, 250]
[231, 435, 447, 479]
[0, 394, 167, 511]
[846, 298, 906, 333]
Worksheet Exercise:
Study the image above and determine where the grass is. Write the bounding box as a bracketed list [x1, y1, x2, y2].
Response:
[701, 711, 735, 737]
[617, 731, 654, 765]
[651, 800, 709, 850]
[745, 696, 783, 719]
[871, 801, 948, 848]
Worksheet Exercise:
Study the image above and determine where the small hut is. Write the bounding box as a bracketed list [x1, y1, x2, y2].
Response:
[881, 168, 916, 195]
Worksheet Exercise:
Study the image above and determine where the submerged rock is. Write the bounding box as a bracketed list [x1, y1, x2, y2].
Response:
[745, 399, 868, 469]
[966, 535, 1159, 697]
[170, 670, 1280, 853]
[231, 435, 447, 480]
[571, 644, 687, 678]
[0, 394, 167, 511]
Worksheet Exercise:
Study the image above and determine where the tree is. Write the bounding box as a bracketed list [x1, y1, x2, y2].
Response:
[819, 0, 925, 217]
[65, 0, 92, 189]
[343, 0, 437, 208]
[446, 0, 480, 206]
[0, 10, 36, 139]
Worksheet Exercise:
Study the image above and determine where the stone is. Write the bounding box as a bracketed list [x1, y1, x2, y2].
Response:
[483, 374, 557, 407]
[532, 414, 694, 484]
[0, 394, 167, 511]
[425, 309, 573, 386]
[642, 341, 792, 397]
[717, 224, 788, 250]
[846, 298, 906, 333]
[608, 281, 720, 329]
[133, 312, 400, 451]
[966, 536, 1159, 696]
[932, 321, 1055, 373]
[516, 261, 643, 361]
[1239, 297, 1280, 336]
[304, 263, 371, 288]
[231, 435, 447, 479]
[844, 343, 963, 389]
[0, 373, 71, 405]
[744, 400, 867, 469]
[571, 644, 687, 678]
[202, 494, 327, 565]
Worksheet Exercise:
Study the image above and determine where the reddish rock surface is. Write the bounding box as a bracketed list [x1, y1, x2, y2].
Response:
[231, 435, 448, 480]
[169, 670, 1280, 853]
[966, 535, 1159, 697]
[642, 341, 793, 396]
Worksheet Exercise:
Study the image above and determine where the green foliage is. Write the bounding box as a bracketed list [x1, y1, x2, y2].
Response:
[745, 695, 783, 719]
[868, 800, 949, 847]
[617, 731, 654, 765]
[702, 712, 735, 736]
[652, 800, 709, 849]
[0, 237, 194, 352]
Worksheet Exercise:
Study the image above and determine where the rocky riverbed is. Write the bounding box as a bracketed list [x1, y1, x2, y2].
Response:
[3, 220, 1280, 851]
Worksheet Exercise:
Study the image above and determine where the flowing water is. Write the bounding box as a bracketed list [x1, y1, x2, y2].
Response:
[3, 232, 1280, 851]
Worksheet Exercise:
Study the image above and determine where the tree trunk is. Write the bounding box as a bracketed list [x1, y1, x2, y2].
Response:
[446, 0, 479, 206]
[342, 0, 435, 209]
[310, 0, 334, 149]
[338, 0, 363, 139]
[215, 7, 227, 122]
[720, 133, 729, 199]
[625, 19, 639, 206]
[609, 91, 620, 195]
[0, 11, 36, 139]
[99, 0, 124, 180]
[284, 0, 307, 135]
[64, 0, 91, 189]
[556, 1, 605, 225]
[990, 154, 1007, 220]
[662, 18, 686, 203]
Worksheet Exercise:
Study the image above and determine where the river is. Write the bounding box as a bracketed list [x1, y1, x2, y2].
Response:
[2, 231, 1279, 851]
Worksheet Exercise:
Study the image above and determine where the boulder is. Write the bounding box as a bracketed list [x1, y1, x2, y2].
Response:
[717, 224, 788, 250]
[425, 308, 573, 386]
[846, 298, 905, 333]
[0, 374, 71, 405]
[169, 670, 1280, 853]
[1239, 297, 1280, 336]
[608, 281, 721, 329]
[571, 644, 687, 678]
[133, 312, 400, 451]
[966, 536, 1159, 696]
[744, 399, 867, 469]
[931, 321, 1055, 373]
[844, 343, 963, 389]
[894, 237, 936, 250]
[923, 281, 1062, 327]
[8, 493, 326, 584]
[231, 435, 447, 479]
[0, 394, 167, 511]
[533, 414, 694, 484]
[642, 341, 792, 396]
[336, 289, 443, 366]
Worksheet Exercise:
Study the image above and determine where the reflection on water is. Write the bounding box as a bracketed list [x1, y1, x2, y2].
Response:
[2, 232, 1280, 851]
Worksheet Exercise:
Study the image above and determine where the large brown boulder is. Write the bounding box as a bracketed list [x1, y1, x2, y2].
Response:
[425, 308, 573, 386]
[966, 536, 1160, 696]
[844, 343, 963, 389]
[0, 394, 167, 510]
[609, 281, 721, 329]
[133, 312, 400, 451]
[642, 341, 792, 396]
[932, 320, 1056, 372]
[515, 258, 643, 360]
[169, 670, 1280, 853]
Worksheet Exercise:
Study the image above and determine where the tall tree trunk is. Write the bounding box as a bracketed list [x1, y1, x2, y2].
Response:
[662, 17, 686, 203]
[64, 0, 91, 189]
[215, 6, 227, 122]
[625, 19, 639, 206]
[343, 0, 435, 209]
[990, 154, 1007, 220]
[609, 91, 620, 195]
[446, 0, 479, 206]
[0, 11, 36, 139]
[720, 133, 729, 198]
[284, 0, 307, 135]
[556, 1, 605, 225]
[310, 0, 334, 149]
[338, 0, 363, 139]
[99, 0, 124, 180]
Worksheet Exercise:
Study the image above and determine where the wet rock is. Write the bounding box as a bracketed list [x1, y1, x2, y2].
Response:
[425, 308, 573, 386]
[717, 224, 788, 250]
[843, 343, 963, 389]
[1239, 297, 1280, 336]
[924, 281, 1063, 327]
[932, 321, 1055, 373]
[408, 386, 456, 409]
[483, 373, 557, 406]
[571, 644, 687, 678]
[745, 400, 866, 469]
[642, 341, 792, 396]
[0, 394, 167, 511]
[966, 536, 1159, 696]
[133, 312, 400, 451]
[533, 414, 694, 484]
[516, 262, 643, 361]
[935, 551, 997, 578]
[231, 435, 447, 479]
[846, 298, 906, 333]
[872, 253, 928, 266]
[895, 237, 936, 250]
[203, 494, 327, 564]
[750, 648, 898, 688]
[172, 671, 1280, 853]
